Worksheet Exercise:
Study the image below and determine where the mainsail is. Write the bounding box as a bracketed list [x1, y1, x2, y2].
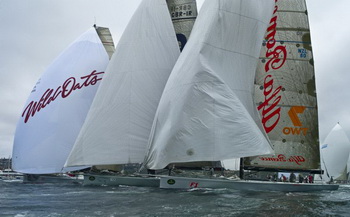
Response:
[65, 0, 180, 167]
[95, 26, 115, 59]
[320, 124, 350, 181]
[166, 0, 197, 51]
[145, 0, 275, 170]
[12, 27, 113, 174]
[245, 0, 320, 171]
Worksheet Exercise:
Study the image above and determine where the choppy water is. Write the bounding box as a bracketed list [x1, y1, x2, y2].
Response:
[1, 181, 350, 217]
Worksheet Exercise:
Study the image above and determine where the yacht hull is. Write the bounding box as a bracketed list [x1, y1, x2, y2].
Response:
[83, 174, 160, 187]
[160, 176, 339, 192]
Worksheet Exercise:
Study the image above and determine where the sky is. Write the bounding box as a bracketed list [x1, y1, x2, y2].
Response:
[0, 0, 349, 159]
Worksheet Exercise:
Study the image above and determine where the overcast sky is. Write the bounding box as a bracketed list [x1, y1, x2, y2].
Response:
[0, 0, 349, 159]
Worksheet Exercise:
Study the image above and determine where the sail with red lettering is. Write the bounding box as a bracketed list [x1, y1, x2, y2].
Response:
[65, 0, 180, 167]
[12, 27, 114, 174]
[320, 124, 350, 182]
[144, 0, 275, 170]
[245, 0, 321, 171]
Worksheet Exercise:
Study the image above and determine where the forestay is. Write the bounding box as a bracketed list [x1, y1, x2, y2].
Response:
[65, 0, 180, 167]
[245, 0, 321, 171]
[12, 27, 110, 174]
[145, 0, 275, 170]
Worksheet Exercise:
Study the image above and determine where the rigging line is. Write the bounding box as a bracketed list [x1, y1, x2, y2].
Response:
[262, 40, 311, 44]
[254, 104, 316, 109]
[320, 151, 330, 178]
[276, 27, 310, 32]
[277, 10, 307, 14]
[260, 57, 311, 62]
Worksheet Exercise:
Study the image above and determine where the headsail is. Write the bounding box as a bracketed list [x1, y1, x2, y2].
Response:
[65, 0, 180, 167]
[245, 0, 321, 171]
[145, 0, 275, 170]
[320, 124, 350, 181]
[12, 27, 112, 174]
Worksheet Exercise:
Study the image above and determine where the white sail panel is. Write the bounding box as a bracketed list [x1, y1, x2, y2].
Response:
[222, 158, 240, 171]
[65, 0, 180, 167]
[321, 124, 350, 181]
[245, 0, 321, 171]
[12, 28, 110, 174]
[145, 0, 275, 170]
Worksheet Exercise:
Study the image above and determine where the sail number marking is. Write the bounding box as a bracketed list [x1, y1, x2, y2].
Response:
[189, 182, 199, 188]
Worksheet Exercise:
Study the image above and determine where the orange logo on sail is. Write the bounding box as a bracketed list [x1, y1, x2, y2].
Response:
[282, 106, 308, 136]
[288, 106, 305, 126]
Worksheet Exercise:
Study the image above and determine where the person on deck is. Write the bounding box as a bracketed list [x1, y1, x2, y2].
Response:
[289, 172, 296, 182]
[308, 174, 314, 183]
[281, 174, 287, 182]
[298, 174, 303, 183]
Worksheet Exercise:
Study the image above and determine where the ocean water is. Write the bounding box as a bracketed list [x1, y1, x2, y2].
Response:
[1, 181, 350, 217]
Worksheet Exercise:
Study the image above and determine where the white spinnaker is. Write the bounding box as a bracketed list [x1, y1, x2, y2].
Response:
[12, 28, 110, 174]
[65, 0, 180, 167]
[145, 0, 275, 170]
[222, 159, 240, 171]
[321, 124, 350, 181]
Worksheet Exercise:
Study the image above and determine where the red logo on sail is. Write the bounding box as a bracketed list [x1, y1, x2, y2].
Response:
[258, 0, 287, 134]
[22, 70, 104, 123]
[259, 154, 305, 165]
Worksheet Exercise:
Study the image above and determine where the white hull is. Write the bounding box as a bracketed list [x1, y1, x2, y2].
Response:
[83, 174, 160, 187]
[23, 174, 83, 184]
[160, 176, 339, 192]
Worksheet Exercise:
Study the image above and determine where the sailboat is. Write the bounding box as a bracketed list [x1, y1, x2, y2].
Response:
[0, 157, 23, 182]
[146, 0, 339, 191]
[64, 0, 182, 187]
[12, 26, 114, 183]
[320, 123, 350, 183]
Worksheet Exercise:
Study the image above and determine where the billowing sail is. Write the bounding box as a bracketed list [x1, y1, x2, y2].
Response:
[166, 0, 198, 51]
[321, 124, 350, 181]
[12, 27, 112, 174]
[145, 0, 275, 170]
[245, 0, 320, 171]
[65, 0, 180, 167]
[167, 0, 216, 169]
